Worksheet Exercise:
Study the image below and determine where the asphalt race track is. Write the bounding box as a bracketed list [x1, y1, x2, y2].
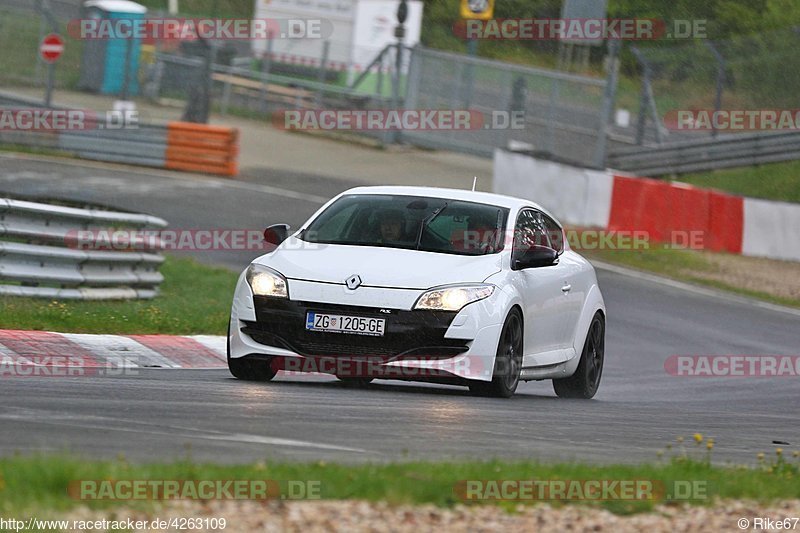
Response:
[1, 153, 799, 465]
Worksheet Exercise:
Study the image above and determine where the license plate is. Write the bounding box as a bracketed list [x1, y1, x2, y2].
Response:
[305, 312, 385, 336]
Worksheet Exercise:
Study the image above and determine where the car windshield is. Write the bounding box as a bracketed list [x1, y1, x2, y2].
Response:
[300, 194, 509, 256]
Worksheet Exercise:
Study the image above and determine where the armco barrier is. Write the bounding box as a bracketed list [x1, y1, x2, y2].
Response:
[0, 90, 239, 177]
[59, 125, 168, 168]
[165, 122, 238, 176]
[0, 198, 167, 300]
[493, 150, 799, 262]
[608, 130, 800, 176]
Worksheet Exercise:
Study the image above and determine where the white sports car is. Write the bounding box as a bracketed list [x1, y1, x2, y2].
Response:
[228, 186, 606, 398]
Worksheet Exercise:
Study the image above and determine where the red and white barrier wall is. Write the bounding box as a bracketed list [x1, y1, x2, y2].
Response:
[493, 149, 800, 262]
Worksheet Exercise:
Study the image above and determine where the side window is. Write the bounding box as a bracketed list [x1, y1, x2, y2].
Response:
[513, 209, 550, 260]
[541, 213, 564, 254]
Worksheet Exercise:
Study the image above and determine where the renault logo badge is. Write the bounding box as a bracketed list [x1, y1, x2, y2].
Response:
[345, 274, 362, 290]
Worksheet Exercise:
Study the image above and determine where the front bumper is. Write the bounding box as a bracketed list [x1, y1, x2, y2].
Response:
[229, 275, 503, 381]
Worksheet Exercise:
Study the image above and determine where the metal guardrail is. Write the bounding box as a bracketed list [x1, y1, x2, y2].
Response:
[608, 130, 800, 176]
[0, 198, 167, 299]
[0, 89, 170, 168]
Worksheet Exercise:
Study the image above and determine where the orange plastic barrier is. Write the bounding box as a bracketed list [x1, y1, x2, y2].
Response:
[165, 122, 238, 177]
[608, 175, 743, 253]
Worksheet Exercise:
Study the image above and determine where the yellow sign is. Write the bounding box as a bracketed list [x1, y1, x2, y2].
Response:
[460, 0, 495, 20]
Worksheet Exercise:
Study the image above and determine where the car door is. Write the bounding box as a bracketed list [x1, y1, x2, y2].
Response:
[541, 212, 584, 350]
[511, 208, 571, 359]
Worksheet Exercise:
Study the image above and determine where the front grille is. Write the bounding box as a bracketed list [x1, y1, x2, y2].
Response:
[241, 297, 469, 359]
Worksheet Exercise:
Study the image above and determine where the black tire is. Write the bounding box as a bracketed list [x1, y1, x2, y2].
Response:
[469, 309, 523, 398]
[553, 312, 604, 399]
[336, 376, 374, 387]
[227, 319, 277, 381]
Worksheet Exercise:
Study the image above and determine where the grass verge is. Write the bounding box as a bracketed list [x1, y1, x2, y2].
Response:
[1, 452, 798, 516]
[582, 245, 800, 309]
[675, 160, 800, 204]
[0, 256, 238, 335]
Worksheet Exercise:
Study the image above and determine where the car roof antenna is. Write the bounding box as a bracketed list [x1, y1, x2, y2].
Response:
[472, 176, 478, 191]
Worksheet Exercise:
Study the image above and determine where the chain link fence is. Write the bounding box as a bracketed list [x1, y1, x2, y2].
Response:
[4, 0, 799, 173]
[614, 27, 800, 146]
[0, 0, 82, 89]
[403, 46, 610, 166]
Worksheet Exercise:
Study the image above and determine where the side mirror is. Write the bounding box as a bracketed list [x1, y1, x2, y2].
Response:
[263, 223, 290, 246]
[513, 245, 558, 270]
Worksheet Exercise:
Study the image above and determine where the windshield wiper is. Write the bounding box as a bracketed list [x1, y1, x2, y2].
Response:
[416, 202, 448, 249]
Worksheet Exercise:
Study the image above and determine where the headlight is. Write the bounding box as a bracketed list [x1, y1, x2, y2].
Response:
[414, 284, 495, 311]
[246, 264, 288, 298]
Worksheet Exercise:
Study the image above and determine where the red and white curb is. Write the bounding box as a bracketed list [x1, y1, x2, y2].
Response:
[0, 330, 226, 369]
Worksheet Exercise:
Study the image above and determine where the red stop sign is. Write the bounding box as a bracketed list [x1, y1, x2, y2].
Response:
[40, 33, 65, 63]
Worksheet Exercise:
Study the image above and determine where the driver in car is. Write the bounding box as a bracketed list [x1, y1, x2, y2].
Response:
[377, 209, 405, 244]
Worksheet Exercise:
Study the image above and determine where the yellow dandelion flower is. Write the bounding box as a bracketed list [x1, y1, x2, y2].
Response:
[757, 453, 765, 461]
[776, 448, 783, 456]
[693, 433, 703, 444]
[706, 442, 714, 450]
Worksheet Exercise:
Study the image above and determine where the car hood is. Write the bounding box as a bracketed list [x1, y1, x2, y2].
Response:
[256, 237, 503, 289]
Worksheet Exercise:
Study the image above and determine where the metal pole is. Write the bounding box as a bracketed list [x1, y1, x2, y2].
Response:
[593, 39, 620, 169]
[389, 0, 407, 144]
[631, 46, 648, 145]
[545, 78, 557, 155]
[36, 0, 46, 82]
[315, 40, 330, 108]
[221, 64, 232, 115]
[463, 38, 477, 107]
[38, 0, 59, 107]
[259, 34, 273, 114]
[45, 64, 55, 107]
[704, 41, 725, 139]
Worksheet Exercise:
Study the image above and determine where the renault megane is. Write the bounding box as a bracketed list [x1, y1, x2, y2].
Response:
[228, 186, 606, 398]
